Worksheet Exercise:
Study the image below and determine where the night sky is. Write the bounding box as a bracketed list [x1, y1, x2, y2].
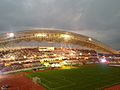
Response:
[0, 0, 120, 50]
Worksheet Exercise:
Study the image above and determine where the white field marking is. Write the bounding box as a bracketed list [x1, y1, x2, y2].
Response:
[37, 76, 76, 90]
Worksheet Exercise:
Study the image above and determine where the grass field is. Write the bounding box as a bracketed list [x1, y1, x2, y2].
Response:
[26, 64, 120, 90]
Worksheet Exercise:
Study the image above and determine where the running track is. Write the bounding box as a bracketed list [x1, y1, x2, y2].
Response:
[0, 72, 45, 90]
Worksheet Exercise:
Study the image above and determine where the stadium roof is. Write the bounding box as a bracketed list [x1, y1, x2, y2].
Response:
[0, 28, 119, 54]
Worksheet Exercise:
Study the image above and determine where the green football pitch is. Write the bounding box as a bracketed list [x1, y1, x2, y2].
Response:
[26, 64, 120, 90]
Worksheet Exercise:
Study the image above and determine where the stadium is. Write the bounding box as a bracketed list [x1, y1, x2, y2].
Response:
[0, 28, 120, 90]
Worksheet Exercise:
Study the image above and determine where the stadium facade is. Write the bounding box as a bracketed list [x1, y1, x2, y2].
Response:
[0, 28, 120, 73]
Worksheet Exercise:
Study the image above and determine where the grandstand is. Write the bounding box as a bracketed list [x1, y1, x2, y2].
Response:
[0, 28, 119, 72]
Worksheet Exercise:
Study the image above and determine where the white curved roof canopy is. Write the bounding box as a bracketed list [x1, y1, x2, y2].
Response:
[0, 28, 118, 54]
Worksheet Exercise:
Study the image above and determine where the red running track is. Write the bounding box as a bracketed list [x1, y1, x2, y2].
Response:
[0, 72, 45, 90]
[105, 84, 120, 90]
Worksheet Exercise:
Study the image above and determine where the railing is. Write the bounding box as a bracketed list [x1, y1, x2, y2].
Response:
[1, 66, 44, 75]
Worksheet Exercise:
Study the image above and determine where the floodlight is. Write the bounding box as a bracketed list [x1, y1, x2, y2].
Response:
[62, 34, 70, 38]
[70, 53, 74, 56]
[79, 53, 82, 55]
[7, 33, 14, 38]
[19, 62, 21, 64]
[23, 56, 27, 59]
[88, 53, 91, 55]
[10, 56, 15, 60]
[88, 37, 92, 41]
[61, 34, 71, 40]
[100, 58, 107, 63]
[35, 33, 47, 37]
